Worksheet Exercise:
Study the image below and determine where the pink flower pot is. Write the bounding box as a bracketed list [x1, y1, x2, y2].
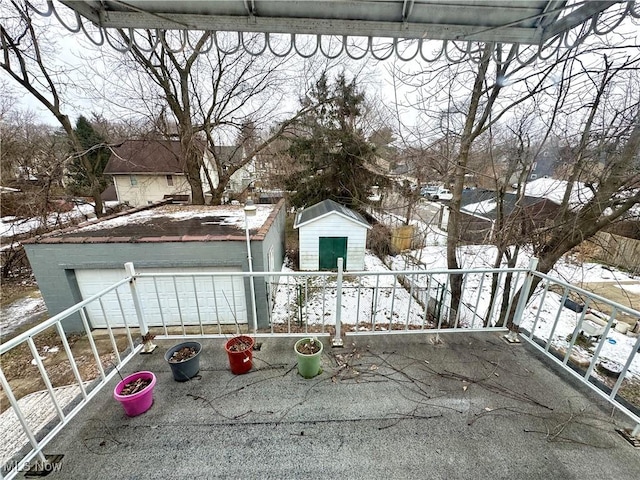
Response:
[113, 371, 156, 417]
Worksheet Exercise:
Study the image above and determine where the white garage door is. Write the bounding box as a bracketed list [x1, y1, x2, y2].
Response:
[75, 267, 247, 328]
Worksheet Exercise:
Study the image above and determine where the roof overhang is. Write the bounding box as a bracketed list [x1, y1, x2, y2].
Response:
[58, 0, 626, 45]
[294, 211, 372, 230]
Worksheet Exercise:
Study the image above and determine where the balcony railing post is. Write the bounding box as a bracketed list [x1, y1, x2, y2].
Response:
[333, 258, 344, 347]
[0, 367, 48, 466]
[125, 262, 149, 336]
[505, 257, 539, 343]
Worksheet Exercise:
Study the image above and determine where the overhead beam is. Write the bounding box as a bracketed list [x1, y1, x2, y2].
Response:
[56, 0, 622, 46]
[62, 10, 541, 44]
[542, 0, 618, 41]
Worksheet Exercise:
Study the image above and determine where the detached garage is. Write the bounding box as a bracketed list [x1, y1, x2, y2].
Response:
[23, 201, 286, 332]
[294, 199, 371, 271]
[74, 266, 247, 328]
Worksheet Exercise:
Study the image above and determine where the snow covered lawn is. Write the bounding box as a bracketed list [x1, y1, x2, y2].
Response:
[0, 201, 97, 240]
[270, 253, 427, 330]
[271, 243, 639, 386]
[0, 294, 47, 337]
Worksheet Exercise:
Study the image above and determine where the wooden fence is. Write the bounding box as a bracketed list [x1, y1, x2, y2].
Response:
[588, 231, 640, 275]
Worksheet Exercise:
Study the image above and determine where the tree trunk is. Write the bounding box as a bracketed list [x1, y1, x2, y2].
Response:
[506, 114, 640, 331]
[182, 140, 204, 204]
[446, 43, 494, 325]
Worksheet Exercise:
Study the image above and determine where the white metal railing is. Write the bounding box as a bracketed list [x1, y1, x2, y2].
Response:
[0, 276, 142, 479]
[515, 270, 640, 436]
[1, 260, 639, 477]
[128, 263, 529, 339]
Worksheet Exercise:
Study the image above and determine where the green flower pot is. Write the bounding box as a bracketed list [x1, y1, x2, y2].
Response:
[294, 338, 323, 379]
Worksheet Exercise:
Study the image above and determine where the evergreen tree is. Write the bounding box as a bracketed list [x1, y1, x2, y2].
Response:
[286, 72, 386, 210]
[67, 116, 110, 195]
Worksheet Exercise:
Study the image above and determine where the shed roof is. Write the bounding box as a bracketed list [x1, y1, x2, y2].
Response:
[294, 199, 371, 230]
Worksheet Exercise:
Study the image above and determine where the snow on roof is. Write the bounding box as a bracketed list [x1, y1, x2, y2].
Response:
[460, 199, 497, 219]
[524, 178, 593, 206]
[294, 199, 370, 229]
[75, 204, 273, 234]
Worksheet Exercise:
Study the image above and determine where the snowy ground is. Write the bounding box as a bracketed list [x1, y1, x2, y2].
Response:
[0, 294, 47, 338]
[519, 289, 639, 375]
[394, 241, 639, 380]
[270, 253, 428, 331]
[0, 201, 97, 240]
[0, 384, 87, 466]
[2, 209, 638, 385]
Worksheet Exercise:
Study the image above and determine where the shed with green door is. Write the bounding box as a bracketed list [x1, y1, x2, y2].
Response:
[294, 199, 371, 271]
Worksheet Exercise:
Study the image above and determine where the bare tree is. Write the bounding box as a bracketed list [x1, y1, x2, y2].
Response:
[107, 30, 320, 205]
[505, 56, 640, 329]
[394, 43, 569, 321]
[0, 0, 106, 216]
[392, 30, 639, 325]
[0, 104, 81, 279]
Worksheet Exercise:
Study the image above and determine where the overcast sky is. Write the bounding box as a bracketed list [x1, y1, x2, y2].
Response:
[3, 1, 639, 147]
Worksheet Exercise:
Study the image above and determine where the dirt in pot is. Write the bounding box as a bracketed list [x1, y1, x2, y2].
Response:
[228, 339, 253, 352]
[120, 377, 151, 396]
[297, 340, 321, 355]
[169, 346, 198, 363]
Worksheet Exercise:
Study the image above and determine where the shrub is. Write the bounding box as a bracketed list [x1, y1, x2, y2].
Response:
[367, 223, 396, 258]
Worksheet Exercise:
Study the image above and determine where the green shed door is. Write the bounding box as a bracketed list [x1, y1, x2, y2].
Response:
[319, 237, 348, 270]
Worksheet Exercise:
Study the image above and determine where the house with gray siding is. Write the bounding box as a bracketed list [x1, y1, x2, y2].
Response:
[23, 200, 286, 332]
[294, 199, 371, 271]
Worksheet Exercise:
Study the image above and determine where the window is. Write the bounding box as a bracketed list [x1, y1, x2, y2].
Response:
[166, 175, 174, 186]
[530, 174, 537, 180]
[130, 175, 137, 186]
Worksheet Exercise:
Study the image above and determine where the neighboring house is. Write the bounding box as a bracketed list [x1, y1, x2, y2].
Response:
[523, 177, 594, 207]
[294, 199, 371, 271]
[459, 189, 560, 243]
[528, 146, 558, 181]
[23, 200, 286, 332]
[105, 140, 257, 206]
[104, 139, 214, 207]
[506, 144, 562, 186]
[214, 145, 255, 198]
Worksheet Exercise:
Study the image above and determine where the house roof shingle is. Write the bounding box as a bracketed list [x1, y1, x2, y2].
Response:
[104, 139, 203, 175]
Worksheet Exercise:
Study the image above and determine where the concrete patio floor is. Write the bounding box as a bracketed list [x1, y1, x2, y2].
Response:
[21, 333, 640, 479]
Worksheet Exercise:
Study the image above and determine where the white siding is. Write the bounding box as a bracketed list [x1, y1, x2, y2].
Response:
[202, 150, 219, 192]
[299, 214, 368, 271]
[201, 151, 254, 196]
[113, 174, 190, 207]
